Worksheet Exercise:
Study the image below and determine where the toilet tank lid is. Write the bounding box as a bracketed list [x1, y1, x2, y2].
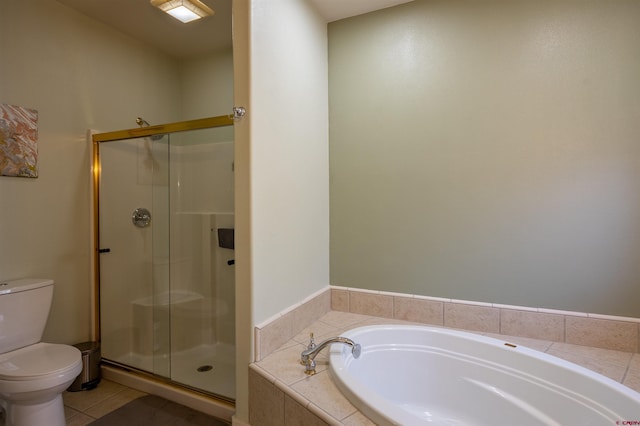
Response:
[0, 278, 54, 295]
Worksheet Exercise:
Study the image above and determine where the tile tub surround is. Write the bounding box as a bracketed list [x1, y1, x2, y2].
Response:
[250, 311, 640, 425]
[255, 286, 640, 362]
[254, 288, 332, 362]
[329, 286, 640, 354]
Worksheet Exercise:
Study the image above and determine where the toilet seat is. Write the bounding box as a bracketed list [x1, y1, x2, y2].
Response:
[0, 343, 81, 381]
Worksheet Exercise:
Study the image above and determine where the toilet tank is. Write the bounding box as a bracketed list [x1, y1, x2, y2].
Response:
[0, 278, 54, 354]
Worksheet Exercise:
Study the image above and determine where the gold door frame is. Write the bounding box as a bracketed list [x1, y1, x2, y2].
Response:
[91, 114, 234, 340]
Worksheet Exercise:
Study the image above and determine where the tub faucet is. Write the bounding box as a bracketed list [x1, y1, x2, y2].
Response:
[300, 333, 361, 376]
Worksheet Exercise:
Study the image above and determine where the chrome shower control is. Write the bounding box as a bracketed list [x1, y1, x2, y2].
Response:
[132, 208, 151, 228]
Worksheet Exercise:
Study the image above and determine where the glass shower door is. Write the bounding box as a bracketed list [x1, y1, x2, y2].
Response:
[97, 122, 235, 400]
[98, 135, 171, 377]
[167, 126, 235, 399]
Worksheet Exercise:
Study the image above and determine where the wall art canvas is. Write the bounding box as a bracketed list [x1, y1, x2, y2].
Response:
[0, 103, 39, 178]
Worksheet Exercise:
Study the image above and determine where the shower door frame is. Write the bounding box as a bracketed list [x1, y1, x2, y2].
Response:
[91, 114, 234, 394]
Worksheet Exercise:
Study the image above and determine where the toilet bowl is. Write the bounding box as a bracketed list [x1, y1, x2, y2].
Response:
[0, 343, 82, 426]
[0, 279, 83, 426]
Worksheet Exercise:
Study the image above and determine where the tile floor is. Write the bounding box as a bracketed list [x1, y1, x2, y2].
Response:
[63, 379, 148, 426]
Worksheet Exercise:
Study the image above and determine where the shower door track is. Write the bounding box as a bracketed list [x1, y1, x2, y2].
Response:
[93, 115, 233, 142]
[102, 359, 236, 405]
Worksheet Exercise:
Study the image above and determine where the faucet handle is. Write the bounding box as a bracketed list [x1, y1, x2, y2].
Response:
[304, 357, 317, 376]
[307, 332, 316, 350]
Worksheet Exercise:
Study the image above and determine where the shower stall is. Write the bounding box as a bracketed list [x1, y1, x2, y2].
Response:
[92, 115, 235, 402]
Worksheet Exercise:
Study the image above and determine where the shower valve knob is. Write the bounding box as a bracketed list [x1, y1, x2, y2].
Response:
[132, 207, 151, 228]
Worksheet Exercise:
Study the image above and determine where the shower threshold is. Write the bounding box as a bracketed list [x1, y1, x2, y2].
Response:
[104, 343, 235, 401]
[101, 363, 234, 422]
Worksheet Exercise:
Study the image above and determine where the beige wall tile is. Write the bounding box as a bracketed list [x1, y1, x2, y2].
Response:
[258, 343, 316, 386]
[255, 290, 330, 362]
[318, 311, 372, 329]
[623, 373, 640, 393]
[249, 367, 285, 426]
[349, 292, 393, 318]
[444, 303, 500, 333]
[293, 321, 340, 346]
[500, 309, 564, 342]
[548, 342, 632, 367]
[306, 402, 344, 426]
[565, 317, 638, 352]
[293, 290, 332, 333]
[290, 370, 357, 421]
[285, 396, 330, 426]
[342, 411, 378, 426]
[254, 327, 262, 362]
[393, 296, 443, 325]
[359, 317, 413, 327]
[331, 289, 349, 312]
[625, 354, 640, 393]
[631, 353, 640, 370]
[546, 347, 627, 382]
[258, 311, 295, 361]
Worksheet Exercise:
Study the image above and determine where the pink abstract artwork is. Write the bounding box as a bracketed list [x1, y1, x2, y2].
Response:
[0, 103, 39, 178]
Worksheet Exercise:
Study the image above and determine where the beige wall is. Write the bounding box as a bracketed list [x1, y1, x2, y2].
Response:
[0, 0, 233, 339]
[248, 0, 329, 325]
[230, 0, 329, 421]
[180, 48, 235, 121]
[329, 0, 640, 317]
[231, 0, 251, 421]
[0, 0, 181, 345]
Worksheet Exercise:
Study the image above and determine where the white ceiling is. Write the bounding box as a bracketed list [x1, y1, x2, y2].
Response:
[54, 0, 414, 59]
[309, 0, 414, 23]
[55, 0, 233, 59]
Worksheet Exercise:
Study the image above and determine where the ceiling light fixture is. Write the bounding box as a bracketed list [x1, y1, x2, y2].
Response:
[150, 0, 214, 23]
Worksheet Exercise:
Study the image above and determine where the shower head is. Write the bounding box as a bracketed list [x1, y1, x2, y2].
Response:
[136, 117, 165, 141]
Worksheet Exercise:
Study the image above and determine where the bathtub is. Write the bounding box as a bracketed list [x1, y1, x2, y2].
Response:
[329, 325, 640, 425]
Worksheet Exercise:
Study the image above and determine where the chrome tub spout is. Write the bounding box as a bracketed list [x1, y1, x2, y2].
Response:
[300, 334, 361, 375]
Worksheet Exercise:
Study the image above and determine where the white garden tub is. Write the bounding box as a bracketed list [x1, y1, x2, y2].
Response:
[329, 325, 640, 425]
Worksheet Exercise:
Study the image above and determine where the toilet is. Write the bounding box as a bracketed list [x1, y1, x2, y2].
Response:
[0, 278, 82, 426]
